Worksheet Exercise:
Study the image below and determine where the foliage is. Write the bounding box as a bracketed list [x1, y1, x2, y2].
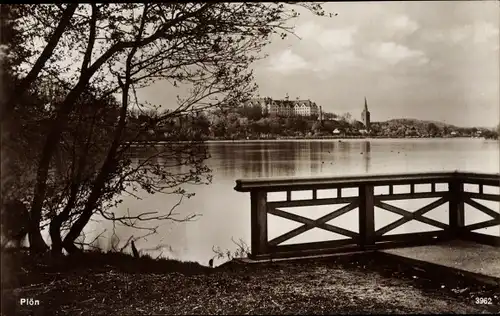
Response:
[212, 238, 251, 263]
[2, 3, 331, 254]
[136, 110, 499, 140]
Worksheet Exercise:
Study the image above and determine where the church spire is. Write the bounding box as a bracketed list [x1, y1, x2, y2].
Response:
[361, 96, 371, 131]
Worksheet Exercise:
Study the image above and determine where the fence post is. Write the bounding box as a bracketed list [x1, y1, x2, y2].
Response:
[250, 190, 268, 258]
[359, 184, 375, 249]
[449, 179, 464, 240]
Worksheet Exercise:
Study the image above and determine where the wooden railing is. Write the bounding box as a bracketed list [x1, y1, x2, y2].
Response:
[234, 171, 500, 259]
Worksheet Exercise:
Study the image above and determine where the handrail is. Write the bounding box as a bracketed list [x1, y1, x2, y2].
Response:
[234, 171, 500, 259]
[234, 171, 500, 192]
[455, 172, 500, 184]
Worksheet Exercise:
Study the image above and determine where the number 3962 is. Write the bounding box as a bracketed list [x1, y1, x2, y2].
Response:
[475, 297, 493, 305]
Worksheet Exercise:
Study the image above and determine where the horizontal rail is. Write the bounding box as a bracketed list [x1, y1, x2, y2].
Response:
[463, 192, 500, 201]
[457, 172, 500, 186]
[236, 171, 500, 259]
[377, 192, 448, 200]
[377, 230, 447, 242]
[234, 171, 499, 192]
[269, 238, 358, 254]
[268, 197, 357, 208]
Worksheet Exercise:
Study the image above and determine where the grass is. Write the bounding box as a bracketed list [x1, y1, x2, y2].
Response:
[1, 249, 499, 315]
[1, 248, 210, 288]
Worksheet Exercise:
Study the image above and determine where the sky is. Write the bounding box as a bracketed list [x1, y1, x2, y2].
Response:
[139, 1, 500, 128]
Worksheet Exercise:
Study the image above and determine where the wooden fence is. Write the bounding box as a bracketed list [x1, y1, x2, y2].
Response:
[234, 171, 500, 259]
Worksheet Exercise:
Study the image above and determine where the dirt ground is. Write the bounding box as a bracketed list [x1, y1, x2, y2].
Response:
[1, 251, 499, 315]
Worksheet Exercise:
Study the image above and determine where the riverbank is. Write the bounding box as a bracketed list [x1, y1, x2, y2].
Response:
[2, 250, 498, 315]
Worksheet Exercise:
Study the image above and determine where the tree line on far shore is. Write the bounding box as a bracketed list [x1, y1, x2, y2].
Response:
[124, 105, 500, 141]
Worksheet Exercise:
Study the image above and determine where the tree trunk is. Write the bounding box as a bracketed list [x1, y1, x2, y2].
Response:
[28, 82, 89, 254]
[62, 135, 124, 253]
[131, 240, 139, 258]
[50, 188, 78, 255]
[61, 169, 111, 254]
[4, 4, 79, 253]
[63, 103, 128, 253]
[27, 225, 48, 254]
[63, 9, 146, 254]
[26, 2, 103, 254]
[49, 216, 63, 255]
[24, 3, 215, 252]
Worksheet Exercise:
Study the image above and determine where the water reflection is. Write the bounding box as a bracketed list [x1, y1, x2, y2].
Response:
[210, 140, 380, 179]
[362, 141, 371, 174]
[83, 139, 498, 265]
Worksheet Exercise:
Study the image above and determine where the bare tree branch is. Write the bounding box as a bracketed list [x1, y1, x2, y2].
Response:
[2, 3, 78, 122]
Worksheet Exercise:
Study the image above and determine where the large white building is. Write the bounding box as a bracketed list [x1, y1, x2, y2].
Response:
[244, 97, 320, 117]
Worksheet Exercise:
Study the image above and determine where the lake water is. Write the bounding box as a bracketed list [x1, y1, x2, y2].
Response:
[84, 138, 500, 265]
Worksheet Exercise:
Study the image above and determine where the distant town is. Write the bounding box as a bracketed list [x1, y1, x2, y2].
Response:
[125, 96, 500, 142]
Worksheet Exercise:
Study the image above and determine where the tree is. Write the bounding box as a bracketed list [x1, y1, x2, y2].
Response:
[323, 112, 338, 120]
[49, 90, 121, 255]
[442, 126, 450, 136]
[340, 112, 352, 123]
[351, 120, 364, 130]
[4, 3, 331, 254]
[427, 123, 439, 137]
[311, 121, 322, 134]
[269, 117, 281, 135]
[256, 118, 271, 135]
[293, 117, 308, 134]
[1, 4, 79, 122]
[284, 118, 295, 131]
[370, 123, 381, 136]
[239, 104, 263, 121]
[192, 112, 211, 138]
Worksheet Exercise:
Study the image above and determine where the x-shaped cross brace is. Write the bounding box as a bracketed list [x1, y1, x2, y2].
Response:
[374, 197, 448, 237]
[268, 202, 359, 246]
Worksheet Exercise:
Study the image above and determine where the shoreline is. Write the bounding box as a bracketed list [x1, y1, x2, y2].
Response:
[120, 137, 496, 146]
[205, 136, 493, 143]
